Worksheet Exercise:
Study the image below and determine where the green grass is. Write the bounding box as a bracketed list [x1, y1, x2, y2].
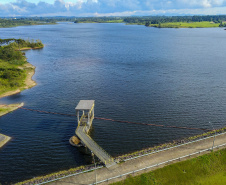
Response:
[151, 21, 220, 28]
[0, 61, 27, 95]
[0, 103, 23, 116]
[106, 20, 124, 23]
[111, 148, 226, 185]
[0, 39, 43, 96]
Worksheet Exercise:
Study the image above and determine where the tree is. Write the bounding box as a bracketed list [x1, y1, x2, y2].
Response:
[158, 23, 162, 28]
[145, 21, 150, 27]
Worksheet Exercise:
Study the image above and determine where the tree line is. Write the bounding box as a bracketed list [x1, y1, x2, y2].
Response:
[73, 15, 226, 27]
[1, 15, 226, 28]
[0, 17, 56, 28]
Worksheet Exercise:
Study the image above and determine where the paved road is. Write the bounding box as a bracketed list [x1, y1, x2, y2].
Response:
[49, 133, 226, 185]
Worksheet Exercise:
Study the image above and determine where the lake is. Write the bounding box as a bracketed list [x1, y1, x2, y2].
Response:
[0, 23, 226, 183]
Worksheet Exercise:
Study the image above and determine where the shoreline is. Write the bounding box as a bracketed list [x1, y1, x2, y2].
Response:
[75, 21, 221, 28]
[0, 102, 24, 117]
[0, 55, 37, 100]
[15, 46, 44, 51]
[0, 134, 11, 148]
[0, 47, 37, 148]
[15, 127, 226, 185]
[0, 49, 37, 148]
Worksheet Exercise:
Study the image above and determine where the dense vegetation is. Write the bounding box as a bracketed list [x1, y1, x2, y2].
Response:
[74, 15, 226, 28]
[0, 17, 56, 28]
[0, 39, 43, 95]
[74, 17, 123, 23]
[112, 148, 226, 185]
[123, 15, 226, 24]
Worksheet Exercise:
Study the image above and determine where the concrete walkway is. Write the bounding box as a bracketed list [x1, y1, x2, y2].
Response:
[49, 133, 226, 185]
[76, 126, 116, 168]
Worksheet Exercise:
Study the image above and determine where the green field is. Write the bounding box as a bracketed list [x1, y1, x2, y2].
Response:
[154, 21, 220, 28]
[111, 149, 226, 185]
[126, 21, 221, 28]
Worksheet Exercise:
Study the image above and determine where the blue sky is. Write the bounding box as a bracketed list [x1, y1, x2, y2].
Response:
[0, 0, 226, 17]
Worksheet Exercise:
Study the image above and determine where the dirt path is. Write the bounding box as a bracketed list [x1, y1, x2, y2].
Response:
[48, 133, 226, 185]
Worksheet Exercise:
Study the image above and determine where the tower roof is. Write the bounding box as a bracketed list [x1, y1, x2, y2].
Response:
[75, 100, 95, 111]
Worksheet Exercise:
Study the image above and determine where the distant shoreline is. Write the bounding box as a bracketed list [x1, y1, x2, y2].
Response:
[75, 21, 221, 28]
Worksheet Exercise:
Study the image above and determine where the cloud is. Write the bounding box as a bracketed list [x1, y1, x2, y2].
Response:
[0, 0, 226, 17]
[177, 0, 226, 8]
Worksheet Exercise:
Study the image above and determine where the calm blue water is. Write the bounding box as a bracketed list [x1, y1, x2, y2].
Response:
[0, 23, 226, 183]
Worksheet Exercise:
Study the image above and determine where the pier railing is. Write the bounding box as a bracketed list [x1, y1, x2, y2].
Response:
[76, 125, 115, 167]
[75, 111, 115, 167]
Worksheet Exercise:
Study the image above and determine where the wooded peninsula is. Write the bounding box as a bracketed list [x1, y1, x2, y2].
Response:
[0, 38, 44, 97]
[0, 38, 44, 117]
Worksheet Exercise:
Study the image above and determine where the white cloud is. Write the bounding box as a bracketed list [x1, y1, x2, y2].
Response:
[0, 0, 226, 17]
[178, 0, 226, 8]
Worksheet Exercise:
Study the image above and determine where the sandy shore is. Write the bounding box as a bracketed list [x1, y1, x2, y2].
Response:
[15, 46, 44, 51]
[0, 134, 11, 148]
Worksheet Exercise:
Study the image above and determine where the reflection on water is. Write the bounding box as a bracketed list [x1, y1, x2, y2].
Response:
[0, 23, 226, 183]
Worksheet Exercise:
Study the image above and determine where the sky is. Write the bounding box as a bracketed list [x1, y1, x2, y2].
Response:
[0, 0, 226, 17]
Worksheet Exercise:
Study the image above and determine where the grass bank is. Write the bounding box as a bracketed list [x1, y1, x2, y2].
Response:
[111, 148, 226, 185]
[115, 127, 226, 162]
[15, 127, 226, 185]
[0, 61, 37, 98]
[127, 21, 221, 28]
[0, 102, 24, 117]
[153, 21, 220, 28]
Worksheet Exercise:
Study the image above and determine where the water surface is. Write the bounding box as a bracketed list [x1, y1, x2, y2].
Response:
[0, 23, 226, 183]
